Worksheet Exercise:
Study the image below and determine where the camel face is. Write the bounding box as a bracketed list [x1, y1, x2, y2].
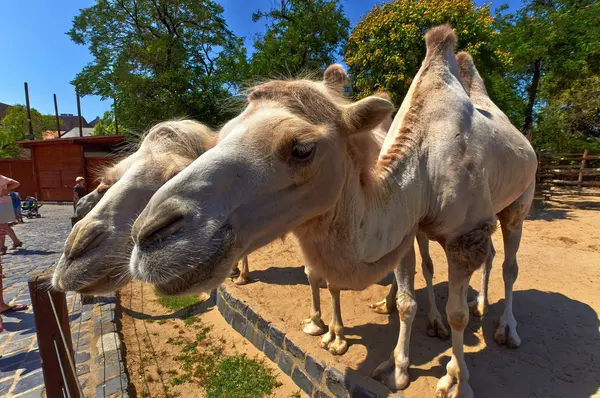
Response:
[53, 156, 163, 294]
[53, 120, 216, 294]
[129, 81, 394, 296]
[75, 180, 112, 218]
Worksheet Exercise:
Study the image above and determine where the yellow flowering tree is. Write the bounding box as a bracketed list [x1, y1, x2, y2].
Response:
[345, 0, 518, 120]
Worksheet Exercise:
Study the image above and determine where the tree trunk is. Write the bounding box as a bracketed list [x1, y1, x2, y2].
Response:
[522, 58, 542, 141]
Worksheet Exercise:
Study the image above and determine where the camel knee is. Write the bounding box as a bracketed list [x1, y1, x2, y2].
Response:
[397, 293, 417, 321]
[447, 309, 469, 331]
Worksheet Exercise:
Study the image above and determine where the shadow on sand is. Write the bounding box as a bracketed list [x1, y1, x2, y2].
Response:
[249, 265, 394, 287]
[121, 297, 214, 321]
[344, 284, 600, 398]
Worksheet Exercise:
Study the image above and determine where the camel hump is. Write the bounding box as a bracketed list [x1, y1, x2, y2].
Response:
[425, 24, 457, 56]
[456, 51, 489, 97]
[323, 63, 349, 93]
[373, 91, 392, 101]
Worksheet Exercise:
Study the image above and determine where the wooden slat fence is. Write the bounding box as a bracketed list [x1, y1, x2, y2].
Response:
[537, 149, 600, 189]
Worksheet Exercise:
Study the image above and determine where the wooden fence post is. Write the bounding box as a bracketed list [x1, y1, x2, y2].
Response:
[28, 275, 82, 398]
[578, 148, 589, 188]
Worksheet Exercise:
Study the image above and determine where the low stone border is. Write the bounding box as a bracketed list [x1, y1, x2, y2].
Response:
[93, 293, 130, 397]
[215, 286, 403, 398]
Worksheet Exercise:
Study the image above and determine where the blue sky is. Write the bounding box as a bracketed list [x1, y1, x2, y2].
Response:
[0, 0, 521, 121]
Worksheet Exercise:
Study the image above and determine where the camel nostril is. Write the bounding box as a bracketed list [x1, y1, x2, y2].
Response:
[136, 214, 184, 248]
[65, 221, 108, 260]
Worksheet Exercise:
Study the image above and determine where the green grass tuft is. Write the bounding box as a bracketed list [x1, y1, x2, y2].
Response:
[205, 354, 281, 398]
[157, 292, 200, 312]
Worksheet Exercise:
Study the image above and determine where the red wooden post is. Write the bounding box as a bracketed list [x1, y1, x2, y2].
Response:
[28, 275, 82, 398]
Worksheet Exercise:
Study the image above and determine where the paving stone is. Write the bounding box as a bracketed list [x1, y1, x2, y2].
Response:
[96, 374, 128, 397]
[313, 390, 329, 398]
[263, 339, 280, 363]
[350, 383, 380, 398]
[75, 352, 91, 363]
[14, 385, 44, 397]
[0, 378, 12, 396]
[97, 361, 125, 381]
[231, 311, 248, 336]
[292, 367, 313, 396]
[269, 325, 285, 348]
[257, 315, 270, 334]
[13, 369, 44, 395]
[77, 363, 91, 376]
[224, 305, 233, 324]
[3, 337, 32, 354]
[305, 355, 325, 382]
[285, 336, 305, 360]
[245, 325, 265, 351]
[326, 367, 348, 398]
[278, 351, 294, 376]
[246, 306, 259, 325]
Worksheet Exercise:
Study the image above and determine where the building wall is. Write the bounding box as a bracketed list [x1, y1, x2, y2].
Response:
[33, 143, 84, 201]
[0, 159, 36, 198]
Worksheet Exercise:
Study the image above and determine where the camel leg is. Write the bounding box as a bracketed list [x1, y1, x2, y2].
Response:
[369, 277, 397, 314]
[418, 233, 449, 339]
[302, 266, 326, 336]
[320, 286, 348, 355]
[468, 243, 495, 317]
[494, 183, 532, 348]
[373, 245, 416, 390]
[436, 266, 474, 398]
[233, 256, 254, 285]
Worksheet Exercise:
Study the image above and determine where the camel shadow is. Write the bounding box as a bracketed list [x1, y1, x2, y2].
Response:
[347, 286, 599, 398]
[250, 265, 394, 287]
[121, 297, 215, 321]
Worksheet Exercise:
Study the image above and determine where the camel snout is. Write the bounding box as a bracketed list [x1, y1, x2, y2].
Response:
[134, 210, 185, 249]
[64, 220, 108, 260]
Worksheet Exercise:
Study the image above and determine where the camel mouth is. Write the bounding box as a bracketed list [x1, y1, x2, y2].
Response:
[76, 269, 129, 294]
[135, 224, 236, 296]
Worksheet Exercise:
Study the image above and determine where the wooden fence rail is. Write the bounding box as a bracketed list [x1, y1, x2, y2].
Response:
[537, 149, 600, 188]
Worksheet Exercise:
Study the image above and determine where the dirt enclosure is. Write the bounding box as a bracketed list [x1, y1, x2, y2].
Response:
[225, 192, 600, 397]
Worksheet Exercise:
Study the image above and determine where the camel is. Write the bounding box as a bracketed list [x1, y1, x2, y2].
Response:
[129, 25, 537, 397]
[52, 120, 217, 293]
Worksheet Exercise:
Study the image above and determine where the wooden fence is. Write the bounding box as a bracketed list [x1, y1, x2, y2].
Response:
[537, 149, 600, 188]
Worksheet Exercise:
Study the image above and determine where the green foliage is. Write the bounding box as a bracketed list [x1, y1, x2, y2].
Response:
[250, 0, 350, 78]
[68, 0, 248, 134]
[0, 105, 57, 158]
[205, 354, 281, 398]
[92, 111, 118, 136]
[494, 0, 600, 148]
[157, 292, 199, 312]
[346, 0, 510, 106]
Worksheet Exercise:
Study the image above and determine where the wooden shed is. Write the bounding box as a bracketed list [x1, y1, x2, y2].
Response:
[17, 135, 126, 202]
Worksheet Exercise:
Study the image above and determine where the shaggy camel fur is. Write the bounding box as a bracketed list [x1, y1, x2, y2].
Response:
[130, 25, 537, 396]
[52, 120, 217, 293]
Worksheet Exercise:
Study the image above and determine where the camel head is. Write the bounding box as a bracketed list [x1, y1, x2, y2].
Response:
[129, 65, 394, 296]
[52, 120, 216, 294]
[75, 179, 114, 219]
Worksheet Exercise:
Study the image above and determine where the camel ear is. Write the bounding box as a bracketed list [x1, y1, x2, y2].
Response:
[342, 96, 394, 135]
[323, 64, 349, 94]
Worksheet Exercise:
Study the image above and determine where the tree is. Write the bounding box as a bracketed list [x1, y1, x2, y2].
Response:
[0, 105, 56, 158]
[495, 0, 600, 140]
[92, 111, 118, 136]
[250, 0, 350, 78]
[346, 0, 513, 109]
[68, 0, 248, 136]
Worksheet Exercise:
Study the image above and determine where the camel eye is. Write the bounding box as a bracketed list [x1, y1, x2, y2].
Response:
[291, 142, 316, 164]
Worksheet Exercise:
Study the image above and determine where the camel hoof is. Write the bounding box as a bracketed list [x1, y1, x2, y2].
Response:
[382, 368, 410, 391]
[229, 268, 240, 278]
[427, 318, 449, 339]
[320, 331, 334, 349]
[369, 299, 395, 315]
[495, 324, 521, 348]
[436, 375, 473, 398]
[302, 319, 326, 336]
[233, 276, 255, 286]
[468, 300, 487, 317]
[327, 339, 348, 356]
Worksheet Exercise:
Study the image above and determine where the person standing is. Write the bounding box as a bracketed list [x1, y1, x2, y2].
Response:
[73, 176, 86, 213]
[0, 175, 23, 255]
[8, 191, 23, 223]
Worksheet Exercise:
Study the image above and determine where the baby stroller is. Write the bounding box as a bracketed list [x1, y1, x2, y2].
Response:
[21, 197, 42, 218]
